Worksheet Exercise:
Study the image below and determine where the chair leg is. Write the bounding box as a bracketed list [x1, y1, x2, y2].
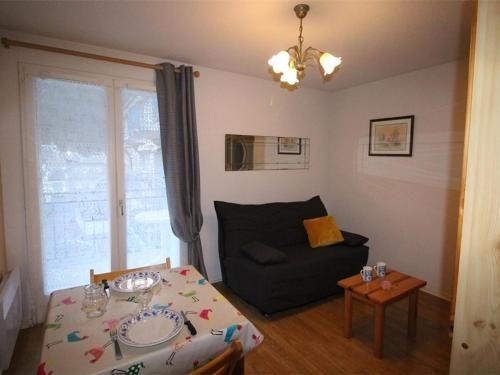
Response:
[233, 356, 244, 375]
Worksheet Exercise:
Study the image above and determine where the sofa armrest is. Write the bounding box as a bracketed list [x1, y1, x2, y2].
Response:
[340, 230, 369, 247]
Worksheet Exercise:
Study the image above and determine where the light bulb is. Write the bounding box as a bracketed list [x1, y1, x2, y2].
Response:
[268, 51, 291, 74]
[280, 67, 299, 85]
[319, 53, 342, 75]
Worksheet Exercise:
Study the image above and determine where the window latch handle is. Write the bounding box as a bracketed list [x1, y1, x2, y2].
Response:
[118, 199, 125, 216]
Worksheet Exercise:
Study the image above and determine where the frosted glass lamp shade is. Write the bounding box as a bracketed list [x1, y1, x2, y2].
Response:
[319, 53, 342, 75]
[280, 67, 299, 85]
[268, 51, 291, 74]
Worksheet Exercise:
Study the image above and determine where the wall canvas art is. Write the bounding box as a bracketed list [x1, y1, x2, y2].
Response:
[369, 115, 414, 156]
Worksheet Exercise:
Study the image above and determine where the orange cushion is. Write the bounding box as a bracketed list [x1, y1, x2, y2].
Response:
[303, 215, 344, 248]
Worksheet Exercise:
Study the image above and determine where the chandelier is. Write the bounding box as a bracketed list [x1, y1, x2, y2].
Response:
[268, 4, 342, 86]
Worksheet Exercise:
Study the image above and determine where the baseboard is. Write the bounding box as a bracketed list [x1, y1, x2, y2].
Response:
[421, 287, 451, 302]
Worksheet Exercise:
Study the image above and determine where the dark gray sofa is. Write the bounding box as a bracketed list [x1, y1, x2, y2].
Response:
[214, 196, 369, 314]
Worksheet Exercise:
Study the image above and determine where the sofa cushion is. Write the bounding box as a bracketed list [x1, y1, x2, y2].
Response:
[214, 196, 328, 258]
[278, 243, 369, 270]
[303, 215, 344, 248]
[240, 242, 287, 265]
[340, 230, 369, 247]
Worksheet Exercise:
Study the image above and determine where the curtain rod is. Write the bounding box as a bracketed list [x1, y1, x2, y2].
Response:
[1, 37, 200, 77]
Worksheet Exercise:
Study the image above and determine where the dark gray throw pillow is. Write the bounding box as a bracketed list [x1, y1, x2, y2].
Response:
[240, 242, 287, 265]
[341, 230, 369, 247]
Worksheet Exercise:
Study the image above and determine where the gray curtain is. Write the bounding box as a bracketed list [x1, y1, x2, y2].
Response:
[155, 63, 207, 278]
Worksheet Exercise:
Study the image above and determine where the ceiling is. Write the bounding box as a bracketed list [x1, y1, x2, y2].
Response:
[0, 0, 472, 92]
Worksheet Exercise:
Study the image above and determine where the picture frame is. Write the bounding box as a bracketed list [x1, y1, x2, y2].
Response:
[278, 137, 302, 155]
[369, 115, 414, 156]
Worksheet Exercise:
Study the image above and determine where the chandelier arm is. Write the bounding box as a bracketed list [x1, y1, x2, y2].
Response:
[287, 45, 300, 56]
[303, 46, 322, 64]
[301, 47, 332, 78]
[287, 45, 301, 68]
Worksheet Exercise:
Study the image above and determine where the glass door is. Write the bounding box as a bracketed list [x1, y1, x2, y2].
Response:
[118, 86, 180, 269]
[32, 75, 113, 294]
[23, 67, 180, 321]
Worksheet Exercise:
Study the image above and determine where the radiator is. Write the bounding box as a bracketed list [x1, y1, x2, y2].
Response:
[0, 267, 22, 371]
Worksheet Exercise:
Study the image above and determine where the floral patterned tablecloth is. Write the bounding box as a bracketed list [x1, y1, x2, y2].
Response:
[39, 265, 263, 375]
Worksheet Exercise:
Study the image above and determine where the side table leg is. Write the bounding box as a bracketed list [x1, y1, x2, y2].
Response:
[408, 291, 418, 339]
[374, 304, 385, 358]
[344, 290, 353, 338]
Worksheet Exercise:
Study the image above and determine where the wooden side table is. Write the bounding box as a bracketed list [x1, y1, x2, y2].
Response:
[338, 270, 427, 358]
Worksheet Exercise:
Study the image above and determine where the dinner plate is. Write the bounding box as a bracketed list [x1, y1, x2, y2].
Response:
[118, 309, 184, 347]
[110, 271, 161, 293]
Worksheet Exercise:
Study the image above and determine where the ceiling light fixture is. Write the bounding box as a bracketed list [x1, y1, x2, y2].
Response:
[268, 3, 342, 87]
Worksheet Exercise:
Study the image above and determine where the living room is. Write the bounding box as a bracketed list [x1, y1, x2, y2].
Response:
[0, 1, 499, 374]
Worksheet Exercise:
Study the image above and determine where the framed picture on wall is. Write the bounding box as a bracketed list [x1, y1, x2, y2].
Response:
[369, 115, 414, 156]
[278, 137, 302, 155]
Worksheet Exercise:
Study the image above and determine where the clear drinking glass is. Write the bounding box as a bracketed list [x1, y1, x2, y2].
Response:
[132, 275, 152, 312]
[81, 283, 108, 318]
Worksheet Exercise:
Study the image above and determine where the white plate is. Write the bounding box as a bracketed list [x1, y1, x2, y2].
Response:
[118, 309, 184, 347]
[110, 271, 161, 293]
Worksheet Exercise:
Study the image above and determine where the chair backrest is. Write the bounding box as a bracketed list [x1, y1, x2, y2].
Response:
[190, 340, 243, 375]
[90, 257, 171, 284]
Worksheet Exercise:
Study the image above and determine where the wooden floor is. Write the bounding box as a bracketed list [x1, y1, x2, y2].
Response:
[5, 286, 451, 374]
[4, 322, 44, 375]
[215, 283, 452, 374]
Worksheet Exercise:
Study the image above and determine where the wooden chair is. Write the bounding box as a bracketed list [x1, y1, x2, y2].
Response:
[190, 340, 243, 375]
[90, 257, 171, 284]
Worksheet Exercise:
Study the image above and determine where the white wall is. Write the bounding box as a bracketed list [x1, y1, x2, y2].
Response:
[0, 30, 331, 323]
[325, 60, 468, 299]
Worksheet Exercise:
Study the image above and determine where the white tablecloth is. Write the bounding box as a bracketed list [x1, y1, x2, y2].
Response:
[39, 265, 263, 375]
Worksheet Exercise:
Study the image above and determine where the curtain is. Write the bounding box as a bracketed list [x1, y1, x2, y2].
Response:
[155, 63, 207, 278]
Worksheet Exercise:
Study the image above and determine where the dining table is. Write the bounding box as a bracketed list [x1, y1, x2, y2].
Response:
[38, 265, 263, 375]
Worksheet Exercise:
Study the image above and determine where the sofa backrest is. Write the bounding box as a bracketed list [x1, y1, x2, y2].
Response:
[214, 196, 327, 260]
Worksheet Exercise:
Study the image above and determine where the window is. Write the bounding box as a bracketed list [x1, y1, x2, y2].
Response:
[121, 88, 180, 269]
[34, 77, 112, 293]
[22, 66, 179, 306]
